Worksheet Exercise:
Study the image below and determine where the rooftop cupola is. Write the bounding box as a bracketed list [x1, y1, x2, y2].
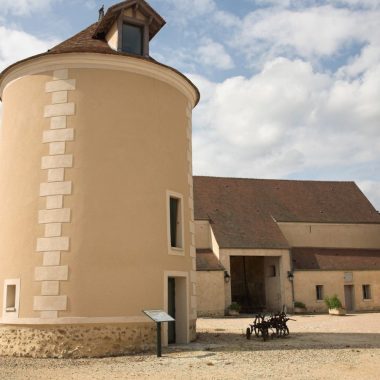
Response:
[93, 0, 165, 57]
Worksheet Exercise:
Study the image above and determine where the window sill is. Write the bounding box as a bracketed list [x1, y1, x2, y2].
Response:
[363, 299, 372, 302]
[5, 307, 16, 312]
[168, 247, 185, 256]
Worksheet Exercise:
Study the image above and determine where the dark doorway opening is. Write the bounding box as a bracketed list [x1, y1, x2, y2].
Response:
[168, 277, 176, 343]
[344, 285, 355, 312]
[230, 256, 266, 313]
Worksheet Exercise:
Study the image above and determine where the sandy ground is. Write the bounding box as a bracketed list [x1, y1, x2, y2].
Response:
[1, 312, 380, 380]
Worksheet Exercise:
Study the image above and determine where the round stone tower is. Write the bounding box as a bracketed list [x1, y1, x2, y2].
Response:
[0, 0, 199, 357]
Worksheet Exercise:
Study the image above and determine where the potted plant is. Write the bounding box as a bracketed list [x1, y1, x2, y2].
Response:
[293, 301, 306, 314]
[227, 302, 241, 316]
[324, 295, 346, 315]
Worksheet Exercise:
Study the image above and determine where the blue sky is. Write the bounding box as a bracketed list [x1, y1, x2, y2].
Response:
[0, 0, 379, 209]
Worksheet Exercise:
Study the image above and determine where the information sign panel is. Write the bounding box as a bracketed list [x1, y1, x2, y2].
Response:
[143, 309, 175, 323]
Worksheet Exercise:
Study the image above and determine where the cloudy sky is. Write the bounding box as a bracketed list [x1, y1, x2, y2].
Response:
[0, 0, 379, 209]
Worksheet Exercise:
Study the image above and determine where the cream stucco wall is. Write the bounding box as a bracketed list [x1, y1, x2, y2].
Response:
[196, 271, 225, 317]
[0, 53, 198, 348]
[194, 220, 220, 258]
[195, 220, 211, 249]
[264, 256, 282, 311]
[278, 222, 380, 248]
[294, 270, 380, 312]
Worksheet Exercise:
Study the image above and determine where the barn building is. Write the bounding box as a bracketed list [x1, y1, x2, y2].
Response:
[194, 176, 380, 316]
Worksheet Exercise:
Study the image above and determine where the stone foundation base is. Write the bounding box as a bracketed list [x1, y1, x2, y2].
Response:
[197, 310, 225, 318]
[0, 323, 156, 358]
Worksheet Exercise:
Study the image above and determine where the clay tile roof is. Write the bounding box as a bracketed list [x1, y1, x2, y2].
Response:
[193, 176, 380, 249]
[196, 249, 225, 271]
[48, 23, 115, 55]
[292, 248, 380, 270]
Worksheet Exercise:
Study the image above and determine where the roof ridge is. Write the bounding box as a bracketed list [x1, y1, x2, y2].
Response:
[193, 175, 356, 185]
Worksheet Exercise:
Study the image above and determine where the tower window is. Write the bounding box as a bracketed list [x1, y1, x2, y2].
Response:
[122, 23, 143, 55]
[170, 197, 182, 248]
[316, 285, 323, 300]
[167, 191, 184, 253]
[3, 279, 20, 317]
[6, 285, 16, 311]
[362, 284, 371, 300]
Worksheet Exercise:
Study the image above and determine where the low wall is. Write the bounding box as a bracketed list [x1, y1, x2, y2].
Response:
[196, 271, 225, 317]
[0, 322, 156, 358]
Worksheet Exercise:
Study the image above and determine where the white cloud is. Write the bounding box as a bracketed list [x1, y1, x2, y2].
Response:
[0, 26, 57, 71]
[233, 5, 380, 66]
[189, 57, 380, 208]
[254, 0, 380, 8]
[161, 0, 216, 23]
[197, 38, 234, 70]
[0, 26, 58, 131]
[0, 0, 53, 16]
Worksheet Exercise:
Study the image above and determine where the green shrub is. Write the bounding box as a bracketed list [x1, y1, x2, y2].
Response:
[324, 295, 343, 309]
[294, 301, 306, 309]
[228, 302, 241, 312]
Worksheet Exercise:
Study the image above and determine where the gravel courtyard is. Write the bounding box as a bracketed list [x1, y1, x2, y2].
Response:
[1, 313, 380, 380]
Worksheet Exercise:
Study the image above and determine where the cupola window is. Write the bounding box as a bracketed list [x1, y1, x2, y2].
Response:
[122, 22, 143, 55]
[93, 1, 166, 59]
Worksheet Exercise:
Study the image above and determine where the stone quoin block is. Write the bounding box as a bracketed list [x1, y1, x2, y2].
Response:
[36, 236, 69, 252]
[43, 128, 74, 143]
[49, 142, 66, 155]
[52, 91, 68, 104]
[53, 69, 69, 80]
[44, 223, 62, 237]
[190, 270, 196, 284]
[34, 265, 69, 281]
[39, 181, 72, 196]
[50, 116, 67, 129]
[41, 154, 73, 169]
[33, 295, 68, 311]
[44, 103, 75, 118]
[41, 281, 60, 296]
[38, 208, 71, 224]
[47, 168, 65, 183]
[46, 195, 64, 210]
[45, 79, 76, 93]
[42, 251, 61, 266]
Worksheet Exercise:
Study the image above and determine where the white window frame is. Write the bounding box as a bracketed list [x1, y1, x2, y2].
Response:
[2, 279, 21, 319]
[166, 190, 185, 256]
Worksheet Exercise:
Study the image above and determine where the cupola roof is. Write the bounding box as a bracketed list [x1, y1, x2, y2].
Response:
[93, 0, 166, 40]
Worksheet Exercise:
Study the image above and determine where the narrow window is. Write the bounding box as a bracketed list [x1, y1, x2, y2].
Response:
[6, 285, 16, 311]
[169, 197, 182, 248]
[316, 285, 323, 301]
[269, 265, 276, 277]
[3, 279, 20, 317]
[122, 23, 143, 55]
[362, 285, 371, 300]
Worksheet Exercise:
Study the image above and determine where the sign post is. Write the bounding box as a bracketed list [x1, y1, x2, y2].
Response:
[143, 310, 175, 358]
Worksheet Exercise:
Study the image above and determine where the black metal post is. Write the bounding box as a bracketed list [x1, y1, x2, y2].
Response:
[156, 321, 162, 357]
